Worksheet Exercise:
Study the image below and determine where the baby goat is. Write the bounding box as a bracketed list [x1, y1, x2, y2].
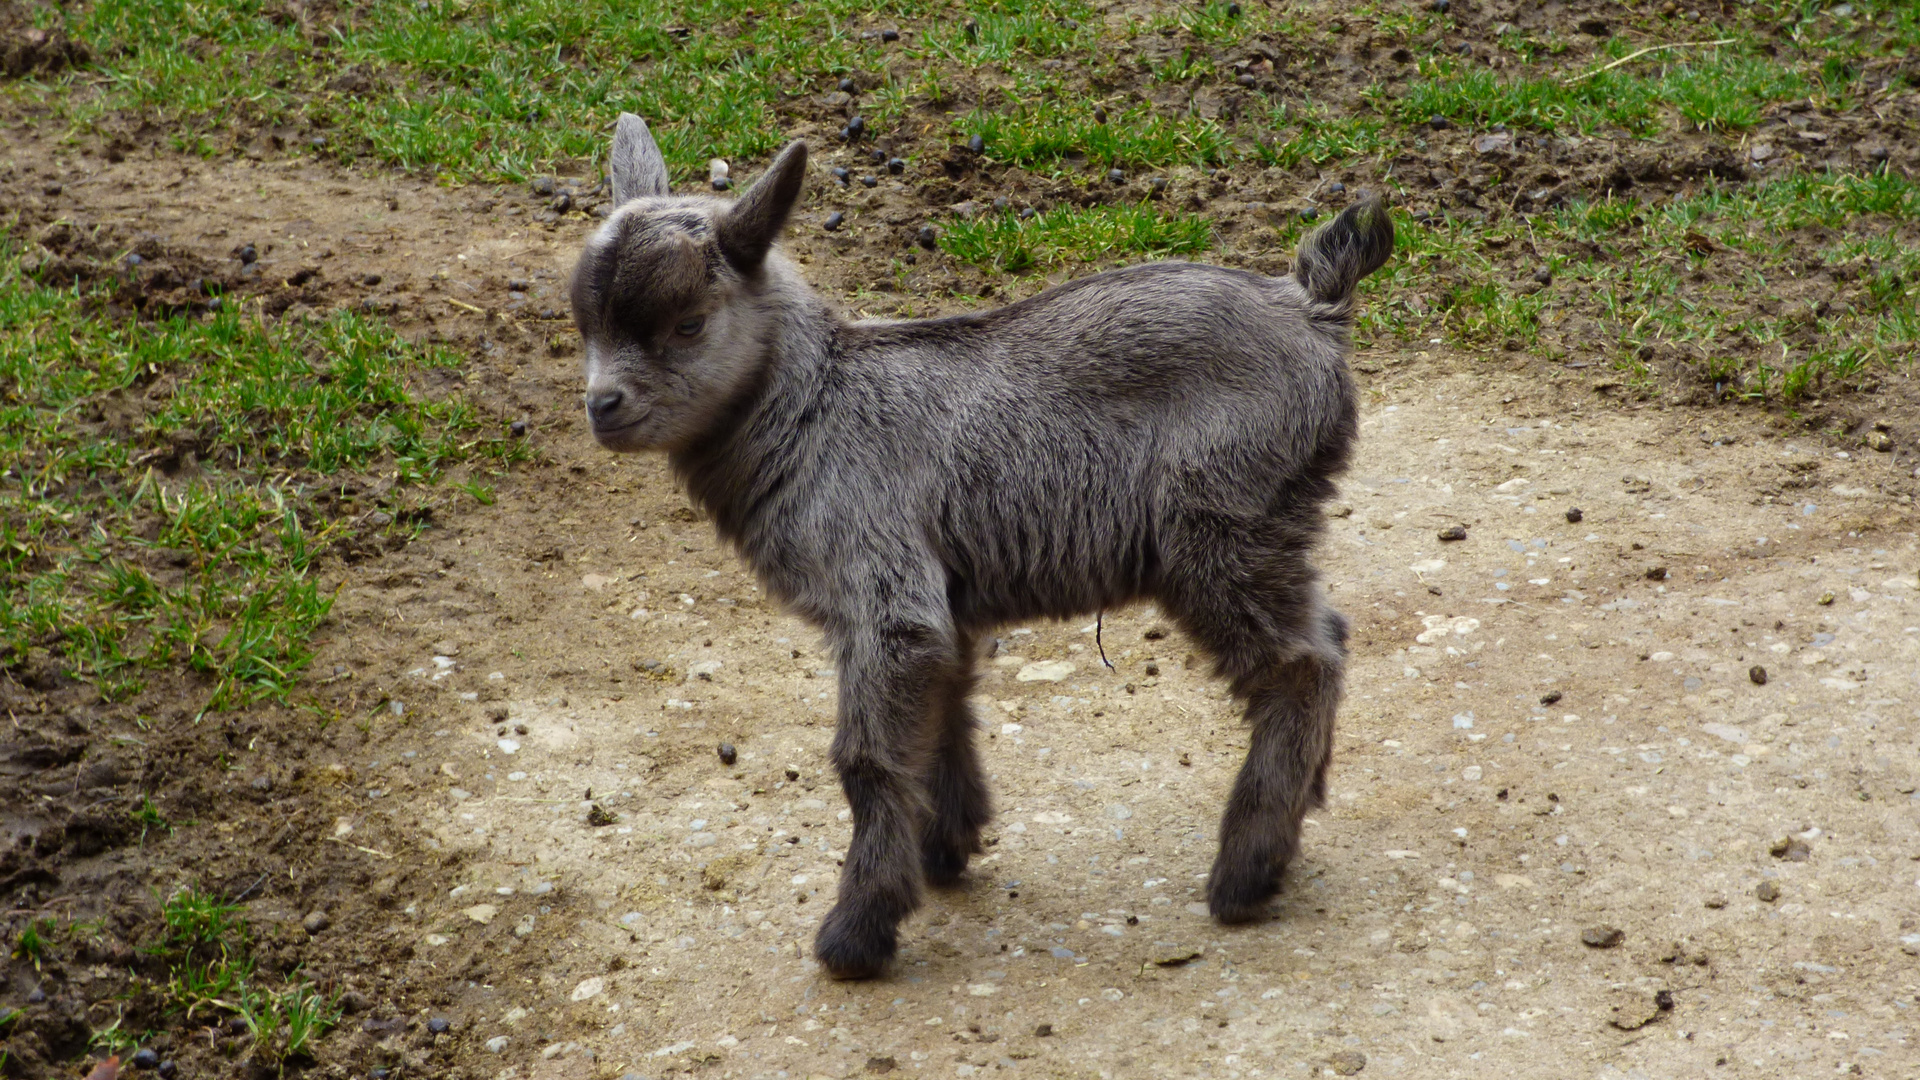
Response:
[571, 114, 1394, 979]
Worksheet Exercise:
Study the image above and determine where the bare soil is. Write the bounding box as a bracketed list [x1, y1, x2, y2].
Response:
[6, 22, 1920, 1080]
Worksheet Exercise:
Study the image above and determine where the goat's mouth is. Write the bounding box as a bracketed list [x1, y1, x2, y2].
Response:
[590, 409, 653, 447]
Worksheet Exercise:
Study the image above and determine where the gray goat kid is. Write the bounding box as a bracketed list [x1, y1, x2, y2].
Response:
[571, 114, 1394, 980]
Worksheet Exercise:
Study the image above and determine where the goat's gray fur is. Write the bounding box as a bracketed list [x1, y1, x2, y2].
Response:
[571, 113, 1395, 979]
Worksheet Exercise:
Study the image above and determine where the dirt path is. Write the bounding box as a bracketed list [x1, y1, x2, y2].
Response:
[7, 130, 1920, 1080]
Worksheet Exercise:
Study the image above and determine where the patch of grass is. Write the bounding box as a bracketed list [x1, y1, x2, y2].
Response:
[234, 981, 341, 1064]
[131, 794, 172, 843]
[1, 246, 525, 711]
[12, 919, 55, 970]
[1257, 103, 1395, 169]
[1388, 42, 1826, 136]
[1348, 174, 1920, 399]
[143, 886, 339, 1061]
[939, 203, 1213, 272]
[918, 0, 1097, 64]
[959, 96, 1233, 171]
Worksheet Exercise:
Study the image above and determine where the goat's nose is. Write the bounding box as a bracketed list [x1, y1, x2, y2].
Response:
[587, 389, 625, 424]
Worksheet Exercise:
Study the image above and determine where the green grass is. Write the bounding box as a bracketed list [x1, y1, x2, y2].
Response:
[959, 95, 1234, 171]
[1339, 173, 1920, 399]
[144, 887, 340, 1062]
[131, 794, 172, 843]
[939, 203, 1213, 272]
[12, 919, 54, 970]
[0, 247, 526, 711]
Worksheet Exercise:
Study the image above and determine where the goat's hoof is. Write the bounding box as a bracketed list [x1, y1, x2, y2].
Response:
[1207, 870, 1281, 925]
[815, 907, 897, 980]
[922, 841, 974, 888]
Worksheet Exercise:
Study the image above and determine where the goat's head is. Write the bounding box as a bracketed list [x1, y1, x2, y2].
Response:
[570, 114, 808, 452]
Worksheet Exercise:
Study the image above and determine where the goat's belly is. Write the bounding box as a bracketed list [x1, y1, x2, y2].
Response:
[940, 520, 1157, 631]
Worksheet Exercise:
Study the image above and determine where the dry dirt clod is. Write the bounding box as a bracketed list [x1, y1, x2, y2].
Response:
[1749, 665, 1768, 685]
[1818, 591, 1836, 605]
[1607, 989, 1665, 1031]
[1865, 430, 1893, 452]
[302, 910, 331, 935]
[1437, 525, 1468, 541]
[865, 1056, 898, 1074]
[1565, 506, 1583, 522]
[1033, 1023, 1053, 1037]
[1540, 690, 1563, 705]
[586, 804, 617, 827]
[1327, 1049, 1366, 1075]
[1580, 925, 1625, 949]
[1756, 880, 1782, 902]
[1769, 837, 1811, 861]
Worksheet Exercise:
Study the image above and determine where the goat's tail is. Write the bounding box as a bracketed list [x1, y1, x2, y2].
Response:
[1293, 194, 1395, 316]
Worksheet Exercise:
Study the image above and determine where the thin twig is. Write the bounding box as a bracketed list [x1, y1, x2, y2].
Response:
[1095, 612, 1115, 671]
[1562, 39, 1737, 85]
[232, 872, 272, 904]
[324, 835, 395, 859]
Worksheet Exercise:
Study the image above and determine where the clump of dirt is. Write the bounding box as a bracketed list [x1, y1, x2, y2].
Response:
[0, 2, 88, 79]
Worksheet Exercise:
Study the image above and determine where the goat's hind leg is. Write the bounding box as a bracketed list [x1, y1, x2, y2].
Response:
[920, 634, 991, 887]
[1206, 604, 1345, 922]
[1166, 518, 1347, 924]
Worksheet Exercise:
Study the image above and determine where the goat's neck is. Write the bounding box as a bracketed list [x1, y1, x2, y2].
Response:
[667, 260, 840, 547]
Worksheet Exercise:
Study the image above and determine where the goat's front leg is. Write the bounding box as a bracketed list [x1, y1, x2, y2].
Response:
[815, 618, 953, 980]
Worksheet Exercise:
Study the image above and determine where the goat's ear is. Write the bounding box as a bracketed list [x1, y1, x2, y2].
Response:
[609, 113, 670, 204]
[716, 140, 808, 273]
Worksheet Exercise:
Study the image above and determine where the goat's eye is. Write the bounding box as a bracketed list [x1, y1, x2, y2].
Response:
[675, 315, 706, 337]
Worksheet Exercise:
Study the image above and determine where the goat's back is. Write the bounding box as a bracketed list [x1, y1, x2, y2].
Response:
[821, 261, 1356, 627]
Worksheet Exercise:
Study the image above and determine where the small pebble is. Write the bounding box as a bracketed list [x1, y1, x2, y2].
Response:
[1748, 665, 1767, 686]
[1755, 880, 1781, 902]
[1428, 115, 1451, 131]
[860, 175, 878, 188]
[510, 419, 529, 438]
[823, 212, 845, 232]
[532, 176, 556, 196]
[785, 766, 801, 781]
[838, 77, 857, 93]
[968, 134, 986, 154]
[993, 197, 1010, 211]
[131, 1048, 160, 1070]
[1149, 176, 1169, 196]
[550, 192, 571, 213]
[831, 166, 851, 185]
[1299, 207, 1319, 221]
[1437, 525, 1467, 542]
[718, 742, 738, 766]
[1034, 1023, 1053, 1037]
[1326, 181, 1346, 194]
[871, 147, 887, 162]
[846, 115, 866, 138]
[158, 1063, 177, 1079]
[239, 244, 258, 264]
[1817, 591, 1835, 605]
[888, 157, 906, 174]
[917, 225, 938, 249]
[1564, 506, 1582, 522]
[428, 1017, 452, 1035]
[1540, 690, 1562, 705]
[1226, 1, 1241, 13]
[881, 28, 899, 41]
[1237, 73, 1256, 87]
[1093, 106, 1108, 124]
[1107, 168, 1126, 185]
[1019, 206, 1037, 220]
[1430, 0, 1449, 11]
[1580, 925, 1625, 949]
[1533, 266, 1554, 285]
[302, 910, 331, 935]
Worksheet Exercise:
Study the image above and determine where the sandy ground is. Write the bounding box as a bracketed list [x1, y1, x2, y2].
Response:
[6, 130, 1920, 1080]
